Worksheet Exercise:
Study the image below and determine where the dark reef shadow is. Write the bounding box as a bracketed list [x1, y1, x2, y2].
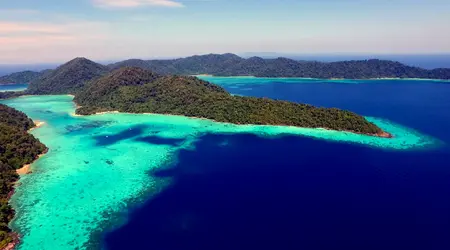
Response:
[92, 124, 150, 146]
[65, 120, 113, 134]
[104, 133, 450, 250]
[134, 136, 184, 146]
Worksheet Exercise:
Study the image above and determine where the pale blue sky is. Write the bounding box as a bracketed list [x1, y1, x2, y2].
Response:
[0, 0, 449, 63]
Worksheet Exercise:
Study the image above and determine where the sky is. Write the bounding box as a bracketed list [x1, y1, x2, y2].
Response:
[0, 0, 449, 63]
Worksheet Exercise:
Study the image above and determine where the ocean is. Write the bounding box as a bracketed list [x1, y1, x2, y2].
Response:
[0, 83, 28, 92]
[1, 78, 450, 250]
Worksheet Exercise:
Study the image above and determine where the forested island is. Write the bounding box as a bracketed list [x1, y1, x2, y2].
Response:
[26, 58, 107, 95]
[0, 71, 43, 85]
[108, 53, 450, 79]
[0, 104, 47, 248]
[0, 58, 389, 136]
[74, 67, 385, 135]
[1, 54, 450, 83]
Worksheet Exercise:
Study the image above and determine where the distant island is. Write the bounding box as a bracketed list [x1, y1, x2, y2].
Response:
[107, 53, 450, 79]
[0, 71, 43, 85]
[1, 54, 449, 84]
[0, 57, 388, 136]
[0, 104, 47, 248]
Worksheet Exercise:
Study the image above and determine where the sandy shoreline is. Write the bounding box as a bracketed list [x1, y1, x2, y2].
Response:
[15, 120, 47, 175]
[16, 164, 32, 175]
[6, 119, 48, 249]
[64, 94, 394, 139]
[16, 153, 46, 175]
[29, 120, 45, 131]
[70, 108, 392, 139]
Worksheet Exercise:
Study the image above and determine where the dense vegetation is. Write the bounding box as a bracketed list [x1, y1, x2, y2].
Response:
[108, 53, 450, 79]
[76, 67, 160, 105]
[27, 58, 108, 95]
[0, 104, 47, 247]
[75, 68, 383, 135]
[0, 71, 42, 85]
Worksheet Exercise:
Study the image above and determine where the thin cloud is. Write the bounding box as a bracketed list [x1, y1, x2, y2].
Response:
[0, 35, 76, 46]
[0, 9, 40, 15]
[0, 21, 109, 48]
[93, 0, 184, 8]
[0, 20, 112, 64]
[0, 22, 61, 34]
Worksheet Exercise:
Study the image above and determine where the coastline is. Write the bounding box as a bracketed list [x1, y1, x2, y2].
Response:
[16, 153, 46, 175]
[72, 107, 393, 139]
[2, 233, 19, 250]
[28, 120, 45, 132]
[5, 152, 47, 249]
[4, 119, 48, 250]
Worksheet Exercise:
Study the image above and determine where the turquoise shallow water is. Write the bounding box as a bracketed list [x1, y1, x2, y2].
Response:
[1, 95, 438, 249]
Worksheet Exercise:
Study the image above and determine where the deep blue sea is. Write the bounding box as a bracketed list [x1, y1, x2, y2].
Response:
[0, 83, 28, 92]
[103, 79, 450, 250]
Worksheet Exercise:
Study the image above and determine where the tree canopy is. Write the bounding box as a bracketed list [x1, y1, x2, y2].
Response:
[0, 104, 47, 247]
[75, 68, 383, 135]
[27, 58, 108, 95]
[0, 71, 42, 85]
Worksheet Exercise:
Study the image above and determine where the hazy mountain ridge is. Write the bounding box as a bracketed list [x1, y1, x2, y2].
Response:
[0, 71, 43, 85]
[107, 54, 450, 79]
[3, 54, 450, 84]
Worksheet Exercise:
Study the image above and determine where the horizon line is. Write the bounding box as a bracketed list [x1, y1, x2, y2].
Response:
[1, 52, 450, 66]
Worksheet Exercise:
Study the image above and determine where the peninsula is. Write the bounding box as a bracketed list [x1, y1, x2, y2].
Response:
[74, 67, 386, 136]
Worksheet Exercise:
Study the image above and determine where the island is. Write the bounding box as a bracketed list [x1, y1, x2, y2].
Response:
[0, 71, 43, 85]
[0, 57, 391, 136]
[0, 104, 47, 248]
[74, 67, 387, 136]
[108, 53, 450, 80]
[1, 54, 450, 85]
